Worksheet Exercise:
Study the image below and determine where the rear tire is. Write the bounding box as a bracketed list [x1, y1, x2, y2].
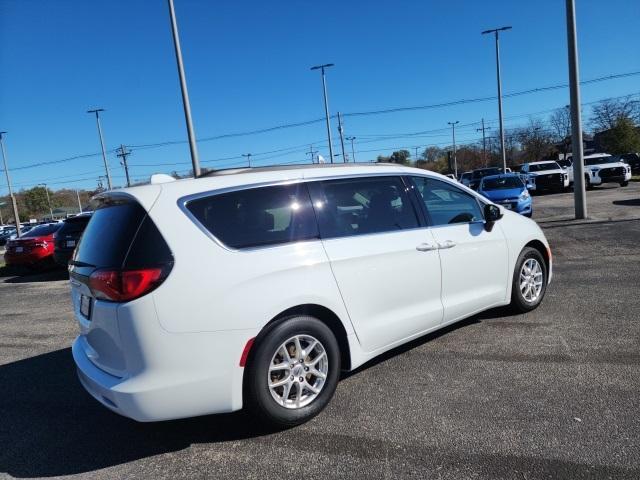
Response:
[620, 181, 629, 187]
[244, 315, 340, 427]
[509, 247, 548, 313]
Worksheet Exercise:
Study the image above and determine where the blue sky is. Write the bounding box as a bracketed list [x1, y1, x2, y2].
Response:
[1, 0, 639, 192]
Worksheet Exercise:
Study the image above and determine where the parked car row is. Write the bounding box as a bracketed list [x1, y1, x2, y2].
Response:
[3, 213, 92, 271]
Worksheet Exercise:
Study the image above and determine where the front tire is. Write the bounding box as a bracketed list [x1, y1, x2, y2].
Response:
[620, 181, 629, 187]
[245, 316, 340, 427]
[510, 247, 548, 313]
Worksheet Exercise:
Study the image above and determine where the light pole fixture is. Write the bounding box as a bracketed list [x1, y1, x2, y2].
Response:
[346, 136, 356, 163]
[310, 63, 335, 163]
[38, 183, 54, 220]
[448, 121, 459, 178]
[167, 0, 201, 177]
[0, 132, 21, 237]
[242, 153, 252, 168]
[482, 25, 512, 173]
[87, 108, 113, 189]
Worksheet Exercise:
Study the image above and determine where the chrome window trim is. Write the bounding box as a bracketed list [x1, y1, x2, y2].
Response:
[177, 171, 458, 252]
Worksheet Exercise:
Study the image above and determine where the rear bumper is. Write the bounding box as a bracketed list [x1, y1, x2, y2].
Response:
[4, 251, 50, 266]
[54, 249, 73, 266]
[71, 293, 256, 422]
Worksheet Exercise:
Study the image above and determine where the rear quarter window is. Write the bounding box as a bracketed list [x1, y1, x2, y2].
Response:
[185, 183, 319, 249]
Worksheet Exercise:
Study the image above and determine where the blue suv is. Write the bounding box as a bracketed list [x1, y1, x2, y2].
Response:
[478, 173, 532, 217]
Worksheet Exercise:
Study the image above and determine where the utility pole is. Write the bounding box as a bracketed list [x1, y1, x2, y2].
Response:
[476, 118, 491, 167]
[87, 108, 113, 189]
[242, 153, 252, 167]
[566, 0, 587, 219]
[167, 0, 201, 177]
[337, 112, 347, 163]
[76, 190, 83, 213]
[414, 146, 420, 164]
[346, 136, 356, 163]
[0, 132, 21, 237]
[482, 26, 511, 173]
[448, 121, 460, 178]
[116, 144, 132, 187]
[38, 183, 53, 220]
[307, 144, 318, 164]
[310, 63, 335, 163]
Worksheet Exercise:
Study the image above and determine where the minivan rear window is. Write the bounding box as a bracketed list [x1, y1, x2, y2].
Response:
[186, 183, 319, 249]
[73, 197, 171, 268]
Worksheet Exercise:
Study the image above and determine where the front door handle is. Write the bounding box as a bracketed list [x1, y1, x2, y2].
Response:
[438, 240, 457, 249]
[416, 243, 438, 252]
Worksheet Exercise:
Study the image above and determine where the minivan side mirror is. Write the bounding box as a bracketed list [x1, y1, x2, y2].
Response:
[484, 204, 503, 226]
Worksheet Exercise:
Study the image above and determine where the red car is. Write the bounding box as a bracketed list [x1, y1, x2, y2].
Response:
[4, 223, 63, 269]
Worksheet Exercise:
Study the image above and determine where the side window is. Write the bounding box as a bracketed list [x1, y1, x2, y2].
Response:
[312, 176, 419, 239]
[411, 177, 483, 226]
[185, 183, 319, 249]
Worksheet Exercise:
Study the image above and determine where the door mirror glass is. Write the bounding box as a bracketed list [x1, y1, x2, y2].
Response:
[484, 203, 503, 223]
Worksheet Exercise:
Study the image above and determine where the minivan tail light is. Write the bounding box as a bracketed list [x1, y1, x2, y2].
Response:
[89, 267, 169, 302]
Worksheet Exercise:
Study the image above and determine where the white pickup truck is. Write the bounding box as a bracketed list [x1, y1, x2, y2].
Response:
[519, 161, 569, 193]
[558, 153, 631, 189]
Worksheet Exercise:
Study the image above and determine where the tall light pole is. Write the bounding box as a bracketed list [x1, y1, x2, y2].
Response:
[482, 26, 511, 173]
[167, 0, 201, 177]
[346, 136, 356, 162]
[76, 190, 83, 213]
[566, 0, 587, 219]
[0, 132, 21, 236]
[38, 183, 53, 220]
[87, 108, 113, 190]
[448, 121, 459, 178]
[310, 63, 335, 163]
[337, 112, 347, 163]
[242, 153, 252, 167]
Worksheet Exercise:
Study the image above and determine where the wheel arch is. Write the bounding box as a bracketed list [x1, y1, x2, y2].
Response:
[248, 304, 352, 373]
[523, 239, 550, 276]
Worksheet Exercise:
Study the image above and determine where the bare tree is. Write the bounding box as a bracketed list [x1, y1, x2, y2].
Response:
[590, 96, 640, 131]
[421, 146, 442, 162]
[549, 107, 571, 156]
[516, 118, 556, 162]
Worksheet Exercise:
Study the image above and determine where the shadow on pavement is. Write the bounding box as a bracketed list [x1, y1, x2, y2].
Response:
[0, 268, 68, 283]
[0, 348, 281, 478]
[0, 305, 517, 478]
[613, 198, 640, 207]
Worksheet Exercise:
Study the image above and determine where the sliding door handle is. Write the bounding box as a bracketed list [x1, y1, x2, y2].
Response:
[438, 240, 457, 249]
[416, 243, 438, 252]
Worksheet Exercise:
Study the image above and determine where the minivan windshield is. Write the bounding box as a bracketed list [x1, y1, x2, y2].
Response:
[481, 176, 524, 190]
[529, 162, 560, 172]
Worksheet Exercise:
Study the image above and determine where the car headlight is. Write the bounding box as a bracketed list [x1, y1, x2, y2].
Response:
[519, 190, 530, 200]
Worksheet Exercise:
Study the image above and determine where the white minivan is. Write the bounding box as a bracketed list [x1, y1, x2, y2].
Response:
[70, 164, 552, 426]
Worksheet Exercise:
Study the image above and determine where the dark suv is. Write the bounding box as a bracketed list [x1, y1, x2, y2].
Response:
[54, 213, 92, 266]
[469, 167, 503, 190]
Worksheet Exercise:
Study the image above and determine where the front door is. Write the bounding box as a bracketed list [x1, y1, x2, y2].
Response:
[309, 176, 443, 353]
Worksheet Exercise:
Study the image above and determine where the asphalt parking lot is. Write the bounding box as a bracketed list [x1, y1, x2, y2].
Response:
[0, 182, 639, 479]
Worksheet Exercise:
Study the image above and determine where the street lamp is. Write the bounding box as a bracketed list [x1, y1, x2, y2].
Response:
[242, 153, 252, 167]
[346, 136, 356, 163]
[310, 63, 335, 163]
[482, 25, 512, 173]
[87, 108, 113, 189]
[448, 121, 459, 178]
[38, 183, 53, 220]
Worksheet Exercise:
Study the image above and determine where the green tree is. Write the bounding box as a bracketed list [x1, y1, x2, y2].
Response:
[598, 117, 640, 154]
[22, 186, 50, 218]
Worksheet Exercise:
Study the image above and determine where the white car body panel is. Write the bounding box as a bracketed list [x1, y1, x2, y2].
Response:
[70, 164, 551, 421]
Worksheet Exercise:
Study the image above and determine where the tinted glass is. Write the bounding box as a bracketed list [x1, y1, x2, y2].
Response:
[529, 162, 560, 172]
[472, 168, 501, 179]
[313, 176, 419, 238]
[584, 156, 617, 166]
[73, 199, 146, 267]
[124, 215, 173, 268]
[59, 216, 91, 235]
[412, 177, 483, 226]
[21, 223, 62, 237]
[556, 159, 572, 168]
[481, 176, 524, 190]
[186, 183, 318, 249]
